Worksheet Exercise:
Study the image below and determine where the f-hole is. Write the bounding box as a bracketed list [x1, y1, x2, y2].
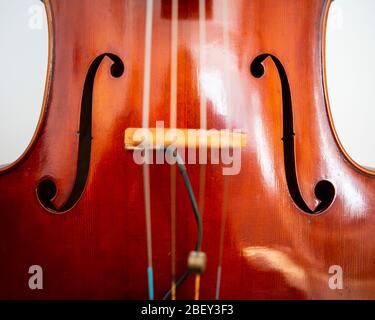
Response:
[36, 53, 124, 213]
[250, 53, 335, 214]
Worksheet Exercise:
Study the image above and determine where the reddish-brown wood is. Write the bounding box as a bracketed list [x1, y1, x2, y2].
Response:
[0, 0, 374, 299]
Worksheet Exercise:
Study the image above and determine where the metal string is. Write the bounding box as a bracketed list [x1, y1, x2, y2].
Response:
[170, 0, 179, 301]
[142, 0, 155, 301]
[215, 0, 230, 300]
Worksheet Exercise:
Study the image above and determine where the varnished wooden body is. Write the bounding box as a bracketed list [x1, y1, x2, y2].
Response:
[0, 0, 374, 299]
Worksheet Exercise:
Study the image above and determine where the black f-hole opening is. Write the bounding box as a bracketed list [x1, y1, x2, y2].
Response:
[36, 53, 124, 213]
[250, 53, 335, 215]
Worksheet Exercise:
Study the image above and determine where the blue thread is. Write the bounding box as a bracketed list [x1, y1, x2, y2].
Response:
[147, 266, 154, 300]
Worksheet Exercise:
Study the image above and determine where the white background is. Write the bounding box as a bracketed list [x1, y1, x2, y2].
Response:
[326, 0, 375, 169]
[0, 0, 374, 168]
[0, 0, 47, 166]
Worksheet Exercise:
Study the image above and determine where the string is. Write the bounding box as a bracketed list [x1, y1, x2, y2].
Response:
[194, 275, 201, 300]
[199, 0, 207, 131]
[142, 0, 154, 301]
[170, 0, 179, 301]
[197, 0, 207, 301]
[162, 149, 204, 300]
[216, 176, 229, 299]
[215, 0, 230, 300]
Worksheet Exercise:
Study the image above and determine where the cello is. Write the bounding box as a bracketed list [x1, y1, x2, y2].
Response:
[0, 0, 374, 299]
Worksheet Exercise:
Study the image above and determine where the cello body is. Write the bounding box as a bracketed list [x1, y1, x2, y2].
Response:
[0, 0, 374, 299]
